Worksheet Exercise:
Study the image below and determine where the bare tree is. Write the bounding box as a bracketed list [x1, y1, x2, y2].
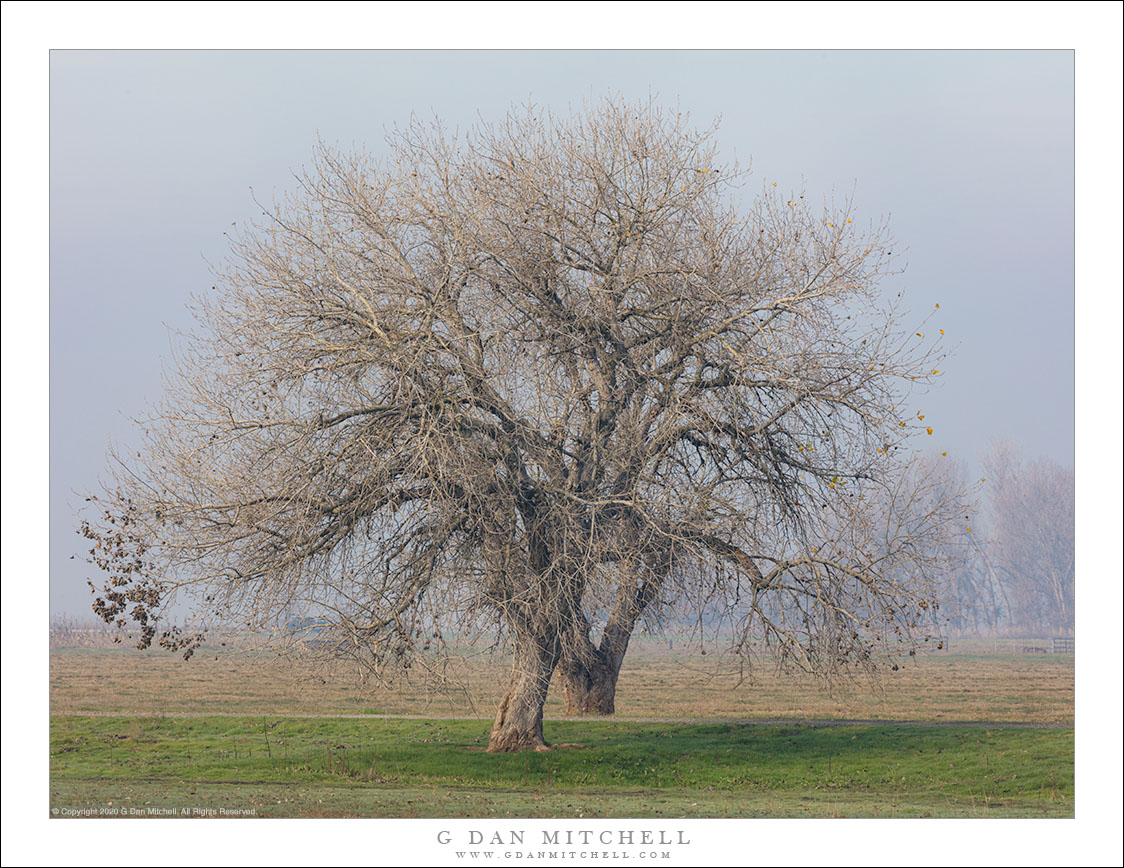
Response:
[945, 528, 1012, 636]
[912, 459, 1007, 638]
[83, 99, 966, 750]
[981, 440, 1075, 635]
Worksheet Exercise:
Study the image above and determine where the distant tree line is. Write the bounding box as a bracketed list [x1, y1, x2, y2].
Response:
[943, 440, 1074, 637]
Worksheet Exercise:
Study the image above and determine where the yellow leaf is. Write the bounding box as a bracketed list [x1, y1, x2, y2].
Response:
[926, 427, 933, 435]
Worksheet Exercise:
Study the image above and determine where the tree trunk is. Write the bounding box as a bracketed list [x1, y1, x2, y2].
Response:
[558, 619, 631, 716]
[557, 560, 664, 715]
[558, 647, 625, 715]
[487, 631, 561, 752]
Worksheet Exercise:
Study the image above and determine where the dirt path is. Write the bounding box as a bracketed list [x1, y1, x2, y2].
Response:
[48, 710, 1070, 729]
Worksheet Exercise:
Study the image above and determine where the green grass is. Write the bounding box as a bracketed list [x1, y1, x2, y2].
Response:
[49, 716, 1072, 818]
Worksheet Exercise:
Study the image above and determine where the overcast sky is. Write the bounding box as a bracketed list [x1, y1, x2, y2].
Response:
[44, 48, 1079, 616]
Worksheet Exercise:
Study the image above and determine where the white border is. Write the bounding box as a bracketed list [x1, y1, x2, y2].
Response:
[4, 3, 1121, 866]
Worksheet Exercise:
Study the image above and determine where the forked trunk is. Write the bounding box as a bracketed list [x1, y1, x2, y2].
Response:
[487, 631, 562, 752]
[558, 619, 632, 716]
[558, 563, 661, 715]
[558, 646, 626, 715]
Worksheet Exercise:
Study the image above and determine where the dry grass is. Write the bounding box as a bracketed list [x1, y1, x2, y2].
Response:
[50, 641, 1074, 725]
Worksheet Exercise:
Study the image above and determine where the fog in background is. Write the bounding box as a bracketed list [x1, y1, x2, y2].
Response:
[49, 49, 1075, 616]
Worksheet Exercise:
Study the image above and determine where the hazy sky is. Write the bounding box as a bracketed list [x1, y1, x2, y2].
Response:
[47, 49, 1076, 615]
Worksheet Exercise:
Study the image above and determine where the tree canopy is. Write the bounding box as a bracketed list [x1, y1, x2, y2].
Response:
[84, 99, 967, 751]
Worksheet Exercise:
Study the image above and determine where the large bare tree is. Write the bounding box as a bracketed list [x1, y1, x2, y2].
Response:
[83, 99, 966, 750]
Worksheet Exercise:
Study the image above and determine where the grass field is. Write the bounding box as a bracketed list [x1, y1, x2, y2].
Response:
[48, 644, 1074, 818]
[50, 716, 1072, 818]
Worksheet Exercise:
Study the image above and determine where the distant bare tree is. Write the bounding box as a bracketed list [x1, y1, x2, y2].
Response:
[982, 441, 1075, 635]
[83, 99, 967, 750]
[928, 460, 1009, 636]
